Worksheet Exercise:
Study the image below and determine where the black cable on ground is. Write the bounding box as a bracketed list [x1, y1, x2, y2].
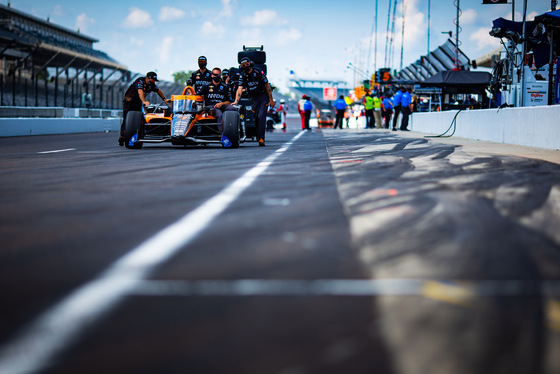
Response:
[425, 109, 462, 138]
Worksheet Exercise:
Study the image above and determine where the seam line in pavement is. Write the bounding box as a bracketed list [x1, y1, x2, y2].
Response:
[129, 279, 560, 297]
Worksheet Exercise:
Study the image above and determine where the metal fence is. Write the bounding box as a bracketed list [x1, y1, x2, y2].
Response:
[0, 72, 184, 110]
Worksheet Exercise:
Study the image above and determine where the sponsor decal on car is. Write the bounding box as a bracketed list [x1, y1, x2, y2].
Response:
[221, 135, 232, 148]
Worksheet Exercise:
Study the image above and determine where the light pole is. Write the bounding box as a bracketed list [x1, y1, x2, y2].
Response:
[520, 0, 528, 107]
[427, 0, 431, 55]
[454, 0, 461, 70]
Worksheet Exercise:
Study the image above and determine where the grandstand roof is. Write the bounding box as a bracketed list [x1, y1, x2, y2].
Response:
[394, 39, 471, 83]
[0, 3, 127, 73]
[0, 4, 98, 43]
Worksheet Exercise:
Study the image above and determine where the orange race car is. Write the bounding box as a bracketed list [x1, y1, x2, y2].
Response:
[316, 109, 334, 128]
[124, 86, 243, 149]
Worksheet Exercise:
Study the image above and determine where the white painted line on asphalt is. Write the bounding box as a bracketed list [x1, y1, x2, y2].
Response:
[37, 148, 76, 154]
[0, 131, 306, 374]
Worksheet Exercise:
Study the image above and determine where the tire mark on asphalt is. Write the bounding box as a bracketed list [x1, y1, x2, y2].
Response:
[323, 129, 560, 374]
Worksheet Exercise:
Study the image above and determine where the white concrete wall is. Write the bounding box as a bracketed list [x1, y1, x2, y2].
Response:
[0, 106, 121, 118]
[410, 105, 560, 150]
[0, 118, 121, 137]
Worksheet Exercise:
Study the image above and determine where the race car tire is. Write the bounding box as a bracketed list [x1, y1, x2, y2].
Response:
[124, 111, 144, 149]
[222, 111, 240, 148]
[238, 50, 266, 64]
[254, 63, 267, 75]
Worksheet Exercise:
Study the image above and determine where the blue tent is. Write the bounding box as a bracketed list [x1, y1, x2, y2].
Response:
[534, 10, 560, 65]
[534, 9, 560, 27]
[491, 17, 535, 37]
[490, 16, 549, 68]
[420, 71, 491, 94]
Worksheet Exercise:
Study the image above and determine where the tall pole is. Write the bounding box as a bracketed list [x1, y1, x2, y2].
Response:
[367, 0, 379, 75]
[389, 0, 397, 69]
[384, 0, 392, 68]
[452, 0, 461, 70]
[549, 0, 557, 104]
[400, 0, 406, 71]
[510, 0, 516, 103]
[520, 0, 527, 106]
[456, 0, 460, 70]
[427, 0, 431, 55]
[374, 0, 378, 73]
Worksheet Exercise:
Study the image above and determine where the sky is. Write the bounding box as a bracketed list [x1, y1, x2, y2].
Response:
[7, 0, 555, 92]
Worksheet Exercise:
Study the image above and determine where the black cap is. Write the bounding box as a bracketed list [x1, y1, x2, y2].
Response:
[240, 57, 251, 65]
[198, 56, 207, 62]
[222, 69, 229, 75]
[146, 71, 158, 81]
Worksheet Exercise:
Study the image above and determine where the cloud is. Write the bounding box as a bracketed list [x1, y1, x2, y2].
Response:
[156, 36, 174, 63]
[461, 9, 477, 25]
[220, 0, 234, 18]
[507, 11, 539, 21]
[239, 27, 262, 40]
[241, 9, 288, 27]
[469, 26, 500, 51]
[130, 36, 144, 47]
[235, 28, 264, 47]
[527, 11, 539, 21]
[159, 6, 186, 21]
[200, 21, 226, 38]
[123, 7, 153, 29]
[276, 28, 302, 46]
[76, 13, 95, 33]
[397, 0, 425, 47]
[52, 5, 64, 17]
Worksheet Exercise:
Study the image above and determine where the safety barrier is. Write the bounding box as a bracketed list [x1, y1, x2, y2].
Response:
[0, 106, 121, 118]
[411, 105, 560, 150]
[0, 117, 121, 137]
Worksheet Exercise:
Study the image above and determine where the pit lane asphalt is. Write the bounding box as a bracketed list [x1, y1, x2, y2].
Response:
[0, 117, 559, 374]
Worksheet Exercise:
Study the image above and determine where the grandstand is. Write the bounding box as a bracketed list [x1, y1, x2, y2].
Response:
[288, 77, 350, 108]
[0, 3, 181, 114]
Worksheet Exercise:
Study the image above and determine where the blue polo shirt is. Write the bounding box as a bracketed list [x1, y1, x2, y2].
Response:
[393, 90, 403, 106]
[334, 98, 347, 110]
[401, 91, 412, 107]
[382, 97, 393, 110]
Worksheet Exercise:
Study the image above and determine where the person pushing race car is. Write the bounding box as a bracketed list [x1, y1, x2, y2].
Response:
[232, 57, 275, 146]
[118, 71, 170, 146]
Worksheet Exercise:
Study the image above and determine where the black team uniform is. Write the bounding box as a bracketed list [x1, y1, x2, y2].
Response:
[189, 69, 212, 94]
[198, 80, 235, 129]
[238, 67, 270, 142]
[120, 77, 159, 141]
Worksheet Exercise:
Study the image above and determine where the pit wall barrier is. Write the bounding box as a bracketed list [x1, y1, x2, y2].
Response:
[0, 106, 121, 118]
[0, 118, 121, 137]
[410, 105, 560, 150]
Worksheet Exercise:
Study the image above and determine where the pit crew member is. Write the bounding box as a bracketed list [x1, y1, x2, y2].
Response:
[189, 56, 212, 94]
[222, 69, 231, 86]
[222, 68, 236, 96]
[198, 67, 236, 131]
[119, 71, 170, 146]
[232, 57, 275, 146]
